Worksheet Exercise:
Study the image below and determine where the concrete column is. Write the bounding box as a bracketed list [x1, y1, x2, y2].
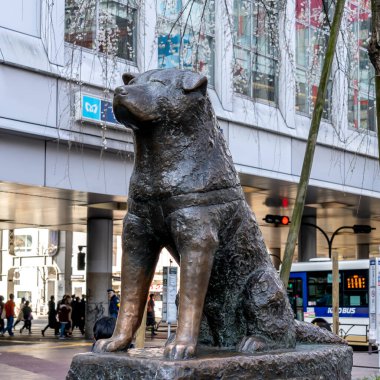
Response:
[64, 232, 73, 296]
[357, 244, 369, 260]
[215, 0, 233, 111]
[85, 217, 113, 338]
[298, 208, 317, 262]
[278, 0, 296, 129]
[54, 231, 73, 300]
[270, 248, 281, 270]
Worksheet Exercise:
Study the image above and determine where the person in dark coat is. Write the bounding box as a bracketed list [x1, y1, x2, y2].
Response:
[41, 296, 59, 336]
[71, 296, 85, 335]
[20, 301, 32, 334]
[107, 289, 119, 319]
[146, 294, 157, 337]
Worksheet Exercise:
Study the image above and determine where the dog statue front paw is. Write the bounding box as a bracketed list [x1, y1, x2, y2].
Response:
[92, 335, 132, 353]
[164, 340, 196, 360]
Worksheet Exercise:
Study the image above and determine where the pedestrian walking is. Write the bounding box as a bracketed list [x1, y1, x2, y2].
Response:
[107, 289, 119, 319]
[13, 297, 25, 329]
[19, 301, 33, 334]
[78, 296, 85, 335]
[3, 293, 15, 336]
[58, 297, 72, 339]
[146, 294, 157, 337]
[41, 295, 59, 336]
[0, 296, 5, 336]
[71, 296, 85, 335]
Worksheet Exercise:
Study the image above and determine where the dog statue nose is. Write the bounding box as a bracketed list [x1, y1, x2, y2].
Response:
[115, 86, 127, 96]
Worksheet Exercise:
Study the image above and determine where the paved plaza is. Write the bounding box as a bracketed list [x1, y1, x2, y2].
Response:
[0, 317, 378, 379]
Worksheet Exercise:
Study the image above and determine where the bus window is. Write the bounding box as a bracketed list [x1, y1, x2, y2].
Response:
[307, 272, 335, 307]
[342, 269, 368, 308]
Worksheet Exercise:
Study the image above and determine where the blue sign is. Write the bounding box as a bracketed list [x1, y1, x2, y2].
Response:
[314, 307, 369, 318]
[82, 95, 101, 121]
[79, 94, 120, 126]
[101, 100, 118, 124]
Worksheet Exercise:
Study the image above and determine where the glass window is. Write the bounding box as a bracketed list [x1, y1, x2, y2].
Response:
[14, 234, 33, 255]
[233, 0, 279, 103]
[157, 0, 215, 85]
[343, 270, 368, 307]
[307, 271, 333, 307]
[65, 0, 137, 62]
[306, 270, 368, 308]
[347, 0, 375, 131]
[295, 0, 333, 119]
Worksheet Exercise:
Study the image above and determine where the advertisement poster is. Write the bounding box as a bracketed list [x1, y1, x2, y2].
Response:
[162, 266, 178, 323]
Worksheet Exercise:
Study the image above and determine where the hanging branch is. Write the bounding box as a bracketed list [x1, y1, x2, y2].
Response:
[368, 0, 380, 162]
[280, 0, 346, 288]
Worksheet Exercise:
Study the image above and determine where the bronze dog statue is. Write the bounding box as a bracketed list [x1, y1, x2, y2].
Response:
[93, 69, 344, 360]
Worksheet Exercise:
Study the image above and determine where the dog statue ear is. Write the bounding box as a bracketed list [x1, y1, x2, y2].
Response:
[182, 72, 208, 96]
[122, 73, 136, 85]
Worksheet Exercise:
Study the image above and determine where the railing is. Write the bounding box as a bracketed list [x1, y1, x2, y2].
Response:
[338, 323, 369, 345]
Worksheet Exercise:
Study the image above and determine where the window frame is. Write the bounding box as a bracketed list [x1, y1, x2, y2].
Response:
[64, 0, 138, 63]
[295, 0, 333, 120]
[156, 0, 216, 85]
[347, 0, 376, 132]
[232, 0, 279, 104]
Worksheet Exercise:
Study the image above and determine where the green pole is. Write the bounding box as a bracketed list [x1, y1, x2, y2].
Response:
[280, 0, 346, 287]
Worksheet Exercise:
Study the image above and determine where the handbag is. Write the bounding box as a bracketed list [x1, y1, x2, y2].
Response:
[1, 308, 6, 319]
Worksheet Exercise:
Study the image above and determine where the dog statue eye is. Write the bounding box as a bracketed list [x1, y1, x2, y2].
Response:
[150, 79, 165, 85]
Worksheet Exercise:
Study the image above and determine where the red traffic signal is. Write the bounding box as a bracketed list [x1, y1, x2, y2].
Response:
[263, 214, 290, 226]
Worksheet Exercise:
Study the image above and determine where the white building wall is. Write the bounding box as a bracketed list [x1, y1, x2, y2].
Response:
[0, 0, 378, 197]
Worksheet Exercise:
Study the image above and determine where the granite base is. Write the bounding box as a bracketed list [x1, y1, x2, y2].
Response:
[67, 344, 352, 380]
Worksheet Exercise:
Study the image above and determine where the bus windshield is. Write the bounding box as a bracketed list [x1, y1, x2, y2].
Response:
[306, 269, 368, 308]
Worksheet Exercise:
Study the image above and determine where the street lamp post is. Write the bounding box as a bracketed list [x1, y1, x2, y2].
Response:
[302, 223, 375, 334]
[302, 223, 375, 259]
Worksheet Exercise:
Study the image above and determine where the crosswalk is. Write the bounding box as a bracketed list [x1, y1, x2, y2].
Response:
[0, 316, 176, 341]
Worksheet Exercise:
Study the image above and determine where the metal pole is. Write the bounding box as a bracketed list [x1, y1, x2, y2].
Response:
[168, 322, 171, 339]
[332, 250, 339, 335]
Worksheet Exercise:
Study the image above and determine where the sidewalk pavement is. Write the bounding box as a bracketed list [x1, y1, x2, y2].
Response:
[0, 316, 379, 379]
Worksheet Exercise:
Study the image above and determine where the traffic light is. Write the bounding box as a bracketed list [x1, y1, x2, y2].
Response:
[263, 214, 290, 226]
[352, 225, 374, 234]
[77, 251, 86, 270]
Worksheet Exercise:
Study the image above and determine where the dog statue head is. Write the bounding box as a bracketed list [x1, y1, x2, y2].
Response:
[113, 69, 208, 130]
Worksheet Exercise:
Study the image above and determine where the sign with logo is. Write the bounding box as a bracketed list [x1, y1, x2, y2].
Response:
[314, 306, 369, 318]
[76, 93, 121, 127]
[162, 266, 178, 323]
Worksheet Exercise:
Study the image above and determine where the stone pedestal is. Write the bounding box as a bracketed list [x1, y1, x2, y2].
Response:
[67, 344, 352, 380]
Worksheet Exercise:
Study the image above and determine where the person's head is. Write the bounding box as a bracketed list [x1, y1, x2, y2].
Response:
[50, 295, 54, 301]
[25, 301, 30, 307]
[21, 297, 25, 303]
[9, 294, 14, 300]
[149, 294, 154, 300]
[107, 289, 115, 299]
[0, 296, 4, 302]
[93, 316, 116, 340]
[64, 297, 71, 305]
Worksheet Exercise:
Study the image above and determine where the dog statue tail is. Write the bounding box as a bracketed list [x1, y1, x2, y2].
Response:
[294, 320, 347, 344]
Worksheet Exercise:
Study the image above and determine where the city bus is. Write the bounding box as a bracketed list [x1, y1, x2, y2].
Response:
[288, 259, 369, 345]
